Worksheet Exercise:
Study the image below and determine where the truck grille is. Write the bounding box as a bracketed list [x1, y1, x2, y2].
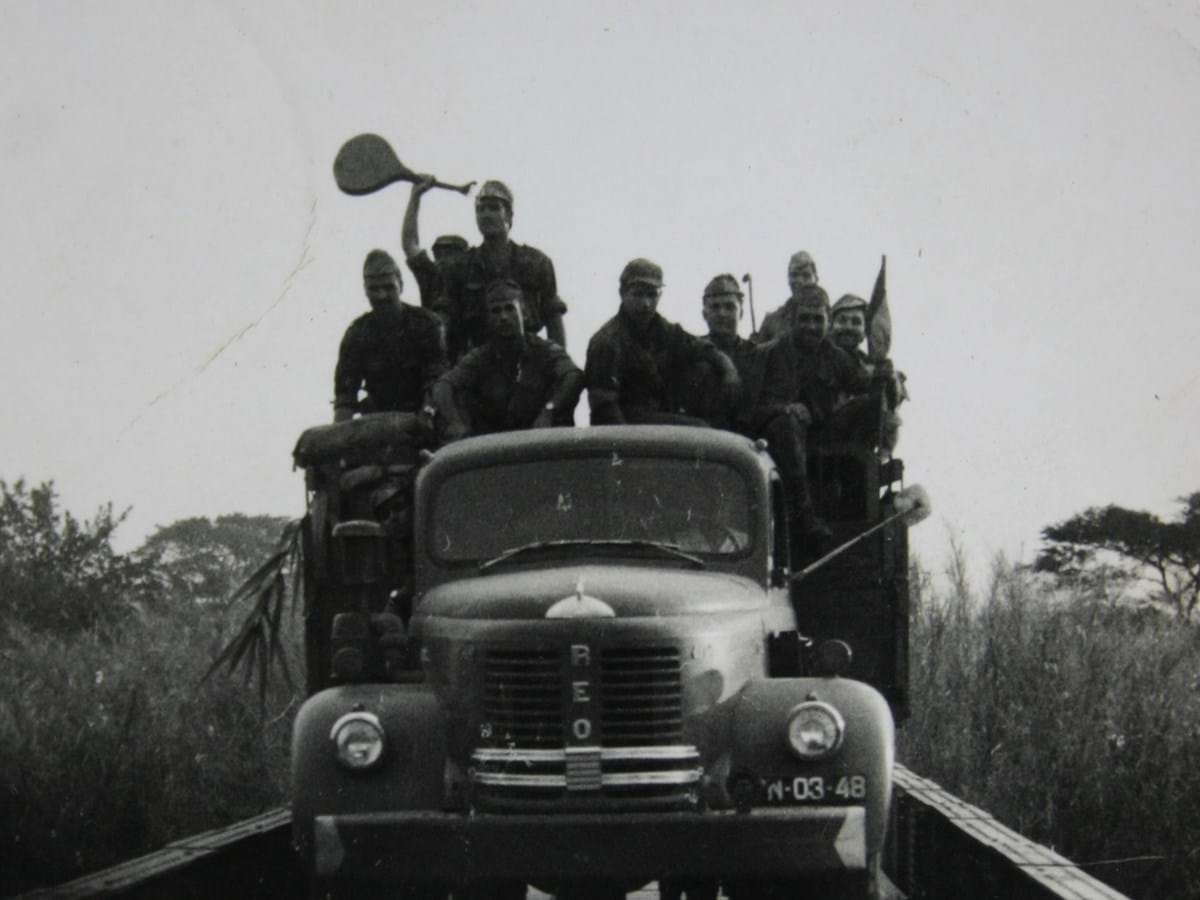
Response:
[601, 646, 684, 746]
[473, 644, 697, 809]
[482, 648, 562, 748]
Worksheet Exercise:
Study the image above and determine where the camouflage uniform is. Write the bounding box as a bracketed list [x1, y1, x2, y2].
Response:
[333, 303, 447, 416]
[435, 335, 582, 435]
[405, 235, 468, 311]
[585, 311, 733, 425]
[680, 333, 781, 434]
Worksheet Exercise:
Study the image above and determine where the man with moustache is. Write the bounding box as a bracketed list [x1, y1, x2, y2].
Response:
[585, 258, 740, 426]
[431, 279, 582, 441]
[436, 179, 567, 362]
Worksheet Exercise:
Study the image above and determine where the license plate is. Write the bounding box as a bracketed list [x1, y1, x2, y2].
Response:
[762, 774, 867, 804]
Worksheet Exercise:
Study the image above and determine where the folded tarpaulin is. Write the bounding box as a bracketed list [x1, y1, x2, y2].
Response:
[293, 413, 420, 468]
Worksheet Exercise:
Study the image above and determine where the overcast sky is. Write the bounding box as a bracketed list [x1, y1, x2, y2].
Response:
[2, 1, 1198, 576]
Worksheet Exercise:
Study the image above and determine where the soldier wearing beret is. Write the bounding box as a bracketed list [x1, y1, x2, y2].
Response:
[401, 174, 468, 310]
[585, 259, 741, 425]
[431, 279, 583, 442]
[753, 250, 825, 344]
[332, 249, 448, 423]
[436, 179, 567, 362]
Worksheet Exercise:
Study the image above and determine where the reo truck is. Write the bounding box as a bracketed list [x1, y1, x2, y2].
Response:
[290, 420, 914, 900]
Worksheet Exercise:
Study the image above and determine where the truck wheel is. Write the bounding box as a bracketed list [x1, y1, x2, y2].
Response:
[309, 879, 449, 900]
[555, 883, 627, 900]
[659, 877, 718, 900]
[452, 882, 527, 900]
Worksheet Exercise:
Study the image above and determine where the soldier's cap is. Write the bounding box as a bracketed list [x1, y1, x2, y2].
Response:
[432, 234, 468, 253]
[795, 284, 830, 312]
[475, 180, 514, 210]
[485, 278, 524, 304]
[363, 249, 401, 279]
[619, 258, 664, 289]
[703, 273, 744, 300]
[831, 293, 868, 318]
[788, 250, 817, 273]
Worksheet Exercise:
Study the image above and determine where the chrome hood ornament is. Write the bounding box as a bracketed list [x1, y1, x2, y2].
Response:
[545, 577, 616, 619]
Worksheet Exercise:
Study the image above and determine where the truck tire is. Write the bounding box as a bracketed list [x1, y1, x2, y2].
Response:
[309, 879, 449, 900]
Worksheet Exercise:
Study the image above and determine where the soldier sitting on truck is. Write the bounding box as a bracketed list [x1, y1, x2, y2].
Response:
[757, 289, 889, 544]
[401, 174, 467, 310]
[435, 179, 567, 362]
[586, 258, 741, 425]
[831, 293, 907, 456]
[430, 278, 583, 442]
[752, 249, 823, 343]
[333, 249, 448, 423]
[678, 273, 779, 431]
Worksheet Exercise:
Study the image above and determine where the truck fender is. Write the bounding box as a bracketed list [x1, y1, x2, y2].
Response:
[728, 677, 894, 857]
[291, 684, 448, 856]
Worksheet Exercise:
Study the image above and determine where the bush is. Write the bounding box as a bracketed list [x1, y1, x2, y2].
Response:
[0, 598, 301, 896]
[900, 547, 1200, 900]
[0, 479, 160, 634]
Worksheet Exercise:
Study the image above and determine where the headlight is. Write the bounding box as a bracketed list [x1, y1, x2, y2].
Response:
[785, 701, 845, 760]
[330, 711, 386, 771]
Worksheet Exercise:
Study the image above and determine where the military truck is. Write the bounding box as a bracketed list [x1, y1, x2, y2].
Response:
[290, 417, 917, 900]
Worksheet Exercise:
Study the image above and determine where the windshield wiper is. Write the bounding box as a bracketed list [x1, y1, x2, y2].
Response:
[479, 539, 706, 573]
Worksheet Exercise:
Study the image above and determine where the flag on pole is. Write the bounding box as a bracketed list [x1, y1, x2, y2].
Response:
[867, 255, 891, 361]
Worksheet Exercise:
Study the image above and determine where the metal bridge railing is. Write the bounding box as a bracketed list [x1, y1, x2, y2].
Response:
[889, 765, 1133, 900]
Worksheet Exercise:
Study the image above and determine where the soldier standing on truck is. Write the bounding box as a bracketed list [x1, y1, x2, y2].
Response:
[753, 250, 824, 344]
[585, 258, 741, 425]
[831, 292, 907, 455]
[431, 278, 583, 442]
[332, 249, 448, 423]
[401, 174, 468, 310]
[436, 179, 567, 362]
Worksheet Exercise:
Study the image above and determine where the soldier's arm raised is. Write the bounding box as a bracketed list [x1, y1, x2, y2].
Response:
[401, 175, 435, 260]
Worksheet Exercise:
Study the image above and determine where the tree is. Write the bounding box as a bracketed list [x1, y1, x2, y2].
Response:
[1035, 492, 1200, 621]
[0, 479, 161, 634]
[137, 514, 294, 604]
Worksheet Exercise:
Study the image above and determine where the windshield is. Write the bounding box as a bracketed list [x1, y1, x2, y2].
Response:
[431, 455, 754, 563]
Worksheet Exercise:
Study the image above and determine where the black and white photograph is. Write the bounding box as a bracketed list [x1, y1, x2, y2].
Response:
[2, 3, 1199, 898]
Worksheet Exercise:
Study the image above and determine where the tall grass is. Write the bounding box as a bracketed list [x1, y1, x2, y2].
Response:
[0, 599, 301, 896]
[900, 545, 1200, 900]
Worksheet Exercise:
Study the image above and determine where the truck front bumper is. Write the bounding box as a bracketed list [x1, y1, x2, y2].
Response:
[309, 807, 866, 882]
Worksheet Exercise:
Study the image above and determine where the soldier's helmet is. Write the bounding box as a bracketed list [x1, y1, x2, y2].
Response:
[703, 273, 743, 300]
[831, 293, 868, 319]
[475, 180, 514, 211]
[619, 258, 665, 289]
